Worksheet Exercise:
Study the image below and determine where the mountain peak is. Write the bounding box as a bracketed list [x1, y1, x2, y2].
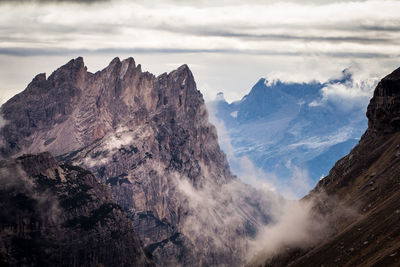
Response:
[47, 56, 87, 87]
[216, 92, 225, 101]
[0, 56, 268, 266]
[178, 63, 189, 71]
[168, 63, 197, 95]
[64, 56, 85, 70]
[170, 63, 192, 79]
[385, 66, 400, 80]
[255, 78, 267, 87]
[108, 56, 121, 67]
[121, 57, 136, 68]
[366, 66, 400, 134]
[32, 73, 46, 83]
[327, 68, 353, 84]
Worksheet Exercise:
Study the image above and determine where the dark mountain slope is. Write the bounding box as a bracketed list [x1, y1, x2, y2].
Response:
[0, 152, 153, 267]
[252, 67, 400, 266]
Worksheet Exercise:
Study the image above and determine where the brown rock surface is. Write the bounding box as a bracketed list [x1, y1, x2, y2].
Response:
[0, 57, 271, 266]
[0, 152, 154, 267]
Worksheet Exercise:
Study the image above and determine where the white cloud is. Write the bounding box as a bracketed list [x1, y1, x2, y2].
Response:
[104, 127, 134, 151]
[247, 197, 328, 264]
[1, 0, 400, 58]
[309, 66, 379, 112]
[172, 155, 332, 265]
[0, 0, 399, 104]
[173, 168, 320, 265]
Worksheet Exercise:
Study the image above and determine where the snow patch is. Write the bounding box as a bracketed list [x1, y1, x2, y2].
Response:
[264, 79, 277, 87]
[288, 127, 353, 150]
[230, 111, 238, 118]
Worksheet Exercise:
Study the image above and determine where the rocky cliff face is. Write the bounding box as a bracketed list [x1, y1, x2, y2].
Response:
[366, 67, 400, 135]
[0, 57, 270, 266]
[0, 152, 153, 267]
[253, 67, 400, 266]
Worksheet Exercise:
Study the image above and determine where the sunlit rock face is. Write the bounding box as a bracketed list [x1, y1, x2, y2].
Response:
[0, 57, 272, 266]
[0, 152, 154, 267]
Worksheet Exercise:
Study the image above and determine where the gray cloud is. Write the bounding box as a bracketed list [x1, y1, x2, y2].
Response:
[0, 0, 399, 57]
[0, 0, 109, 3]
[152, 24, 399, 45]
[0, 47, 396, 59]
[0, 0, 373, 3]
[0, 0, 399, 105]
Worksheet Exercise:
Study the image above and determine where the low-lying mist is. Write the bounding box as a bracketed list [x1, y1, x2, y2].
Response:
[196, 103, 356, 264]
[0, 161, 62, 226]
[172, 163, 336, 265]
[207, 101, 314, 199]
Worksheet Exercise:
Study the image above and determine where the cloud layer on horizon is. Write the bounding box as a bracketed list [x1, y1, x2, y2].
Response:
[0, 0, 399, 103]
[1, 0, 399, 56]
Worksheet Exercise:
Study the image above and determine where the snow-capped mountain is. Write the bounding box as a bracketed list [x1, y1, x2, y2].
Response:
[212, 70, 374, 193]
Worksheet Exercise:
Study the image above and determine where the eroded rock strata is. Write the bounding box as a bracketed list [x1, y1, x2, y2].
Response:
[0, 57, 271, 266]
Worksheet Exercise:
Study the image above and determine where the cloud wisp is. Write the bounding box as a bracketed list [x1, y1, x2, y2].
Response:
[307, 66, 379, 113]
[207, 101, 315, 199]
[172, 152, 340, 265]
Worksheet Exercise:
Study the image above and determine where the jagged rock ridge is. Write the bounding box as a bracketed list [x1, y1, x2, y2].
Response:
[0, 57, 271, 266]
[0, 152, 153, 267]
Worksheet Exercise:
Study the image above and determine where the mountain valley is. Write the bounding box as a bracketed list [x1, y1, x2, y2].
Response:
[1, 57, 400, 267]
[250, 67, 400, 267]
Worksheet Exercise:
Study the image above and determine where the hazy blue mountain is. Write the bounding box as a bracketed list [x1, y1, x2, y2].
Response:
[212, 71, 368, 188]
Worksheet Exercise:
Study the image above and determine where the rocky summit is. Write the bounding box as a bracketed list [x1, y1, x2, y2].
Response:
[251, 67, 400, 266]
[0, 57, 271, 266]
[0, 152, 153, 267]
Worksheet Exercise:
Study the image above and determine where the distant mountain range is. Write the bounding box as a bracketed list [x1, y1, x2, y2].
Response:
[250, 67, 400, 267]
[212, 70, 373, 193]
[2, 55, 397, 267]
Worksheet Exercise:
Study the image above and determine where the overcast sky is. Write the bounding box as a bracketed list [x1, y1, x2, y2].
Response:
[0, 0, 400, 104]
